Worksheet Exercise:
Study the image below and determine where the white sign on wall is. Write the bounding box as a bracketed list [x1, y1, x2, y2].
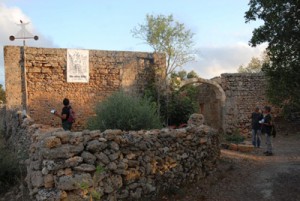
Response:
[67, 49, 89, 83]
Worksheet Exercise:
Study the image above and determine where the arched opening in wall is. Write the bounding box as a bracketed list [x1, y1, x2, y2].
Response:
[180, 78, 226, 131]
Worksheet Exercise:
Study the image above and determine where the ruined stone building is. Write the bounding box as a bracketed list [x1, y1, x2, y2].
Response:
[4, 46, 165, 130]
[182, 73, 280, 135]
[4, 46, 279, 135]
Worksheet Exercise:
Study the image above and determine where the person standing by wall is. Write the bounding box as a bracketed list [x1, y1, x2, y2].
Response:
[53, 98, 75, 131]
[251, 107, 263, 148]
[260, 106, 273, 156]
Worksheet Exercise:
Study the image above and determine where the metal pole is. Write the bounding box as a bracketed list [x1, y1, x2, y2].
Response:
[23, 45, 28, 114]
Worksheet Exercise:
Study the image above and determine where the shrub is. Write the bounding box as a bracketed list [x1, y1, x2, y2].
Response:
[159, 90, 198, 126]
[87, 91, 162, 131]
[0, 137, 22, 194]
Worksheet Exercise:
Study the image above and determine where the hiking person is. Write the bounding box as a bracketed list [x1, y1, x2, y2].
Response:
[53, 98, 75, 131]
[251, 107, 263, 148]
[260, 106, 273, 156]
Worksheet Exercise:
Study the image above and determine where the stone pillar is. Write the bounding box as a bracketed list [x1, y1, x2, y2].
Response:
[4, 46, 23, 110]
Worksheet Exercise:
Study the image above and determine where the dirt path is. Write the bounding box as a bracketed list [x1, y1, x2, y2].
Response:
[159, 132, 300, 201]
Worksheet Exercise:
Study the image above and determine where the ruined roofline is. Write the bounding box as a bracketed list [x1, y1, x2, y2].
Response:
[3, 45, 166, 57]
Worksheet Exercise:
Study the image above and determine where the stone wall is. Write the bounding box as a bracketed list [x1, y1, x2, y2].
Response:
[221, 73, 281, 135]
[26, 116, 219, 201]
[4, 46, 166, 130]
[2, 107, 48, 161]
[196, 84, 222, 130]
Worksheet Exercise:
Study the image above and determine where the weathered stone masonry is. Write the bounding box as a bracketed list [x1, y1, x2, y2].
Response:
[4, 46, 166, 130]
[220, 73, 280, 135]
[18, 114, 219, 201]
[4, 46, 281, 136]
[181, 73, 281, 136]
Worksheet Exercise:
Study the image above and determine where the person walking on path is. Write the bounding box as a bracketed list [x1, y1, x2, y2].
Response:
[251, 107, 263, 148]
[260, 106, 273, 156]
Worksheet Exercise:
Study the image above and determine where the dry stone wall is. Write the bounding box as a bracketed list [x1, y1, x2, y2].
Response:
[4, 46, 165, 130]
[221, 73, 281, 135]
[26, 117, 219, 201]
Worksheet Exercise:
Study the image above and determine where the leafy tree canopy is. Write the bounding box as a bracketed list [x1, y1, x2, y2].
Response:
[0, 84, 5, 103]
[132, 14, 195, 76]
[245, 0, 300, 108]
[187, 70, 199, 79]
[238, 57, 262, 73]
[238, 51, 269, 73]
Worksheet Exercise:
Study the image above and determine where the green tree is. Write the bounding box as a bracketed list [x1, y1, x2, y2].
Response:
[170, 70, 187, 90]
[132, 14, 195, 76]
[187, 70, 199, 79]
[238, 57, 262, 73]
[0, 84, 5, 103]
[238, 51, 270, 73]
[245, 0, 300, 109]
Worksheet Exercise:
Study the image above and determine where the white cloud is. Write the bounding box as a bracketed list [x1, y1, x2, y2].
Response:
[183, 42, 267, 79]
[0, 3, 56, 86]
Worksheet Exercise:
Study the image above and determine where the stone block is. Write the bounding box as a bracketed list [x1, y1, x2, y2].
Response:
[41, 143, 84, 159]
[229, 143, 238, 151]
[81, 151, 96, 164]
[96, 152, 110, 165]
[31, 171, 44, 188]
[56, 173, 92, 191]
[86, 140, 102, 153]
[74, 164, 96, 172]
[43, 136, 62, 148]
[65, 156, 83, 167]
[238, 144, 254, 152]
[44, 174, 54, 188]
[54, 131, 71, 143]
[28, 67, 41, 73]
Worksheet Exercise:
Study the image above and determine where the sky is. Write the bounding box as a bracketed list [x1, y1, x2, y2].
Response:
[0, 0, 267, 86]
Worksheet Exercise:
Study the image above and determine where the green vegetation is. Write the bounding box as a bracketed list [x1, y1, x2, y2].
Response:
[245, 0, 300, 114]
[87, 91, 162, 131]
[79, 165, 105, 200]
[225, 134, 245, 144]
[0, 132, 23, 194]
[0, 84, 5, 103]
[165, 91, 198, 126]
[132, 14, 195, 76]
[132, 14, 198, 126]
[237, 51, 270, 73]
[144, 70, 200, 126]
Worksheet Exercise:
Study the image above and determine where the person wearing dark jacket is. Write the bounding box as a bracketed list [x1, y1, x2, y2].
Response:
[260, 106, 273, 156]
[251, 107, 263, 148]
[53, 98, 74, 131]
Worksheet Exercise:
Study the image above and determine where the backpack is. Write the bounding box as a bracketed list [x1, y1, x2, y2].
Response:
[67, 107, 76, 123]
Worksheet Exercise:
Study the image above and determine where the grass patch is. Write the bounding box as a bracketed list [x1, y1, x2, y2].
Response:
[224, 134, 245, 144]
